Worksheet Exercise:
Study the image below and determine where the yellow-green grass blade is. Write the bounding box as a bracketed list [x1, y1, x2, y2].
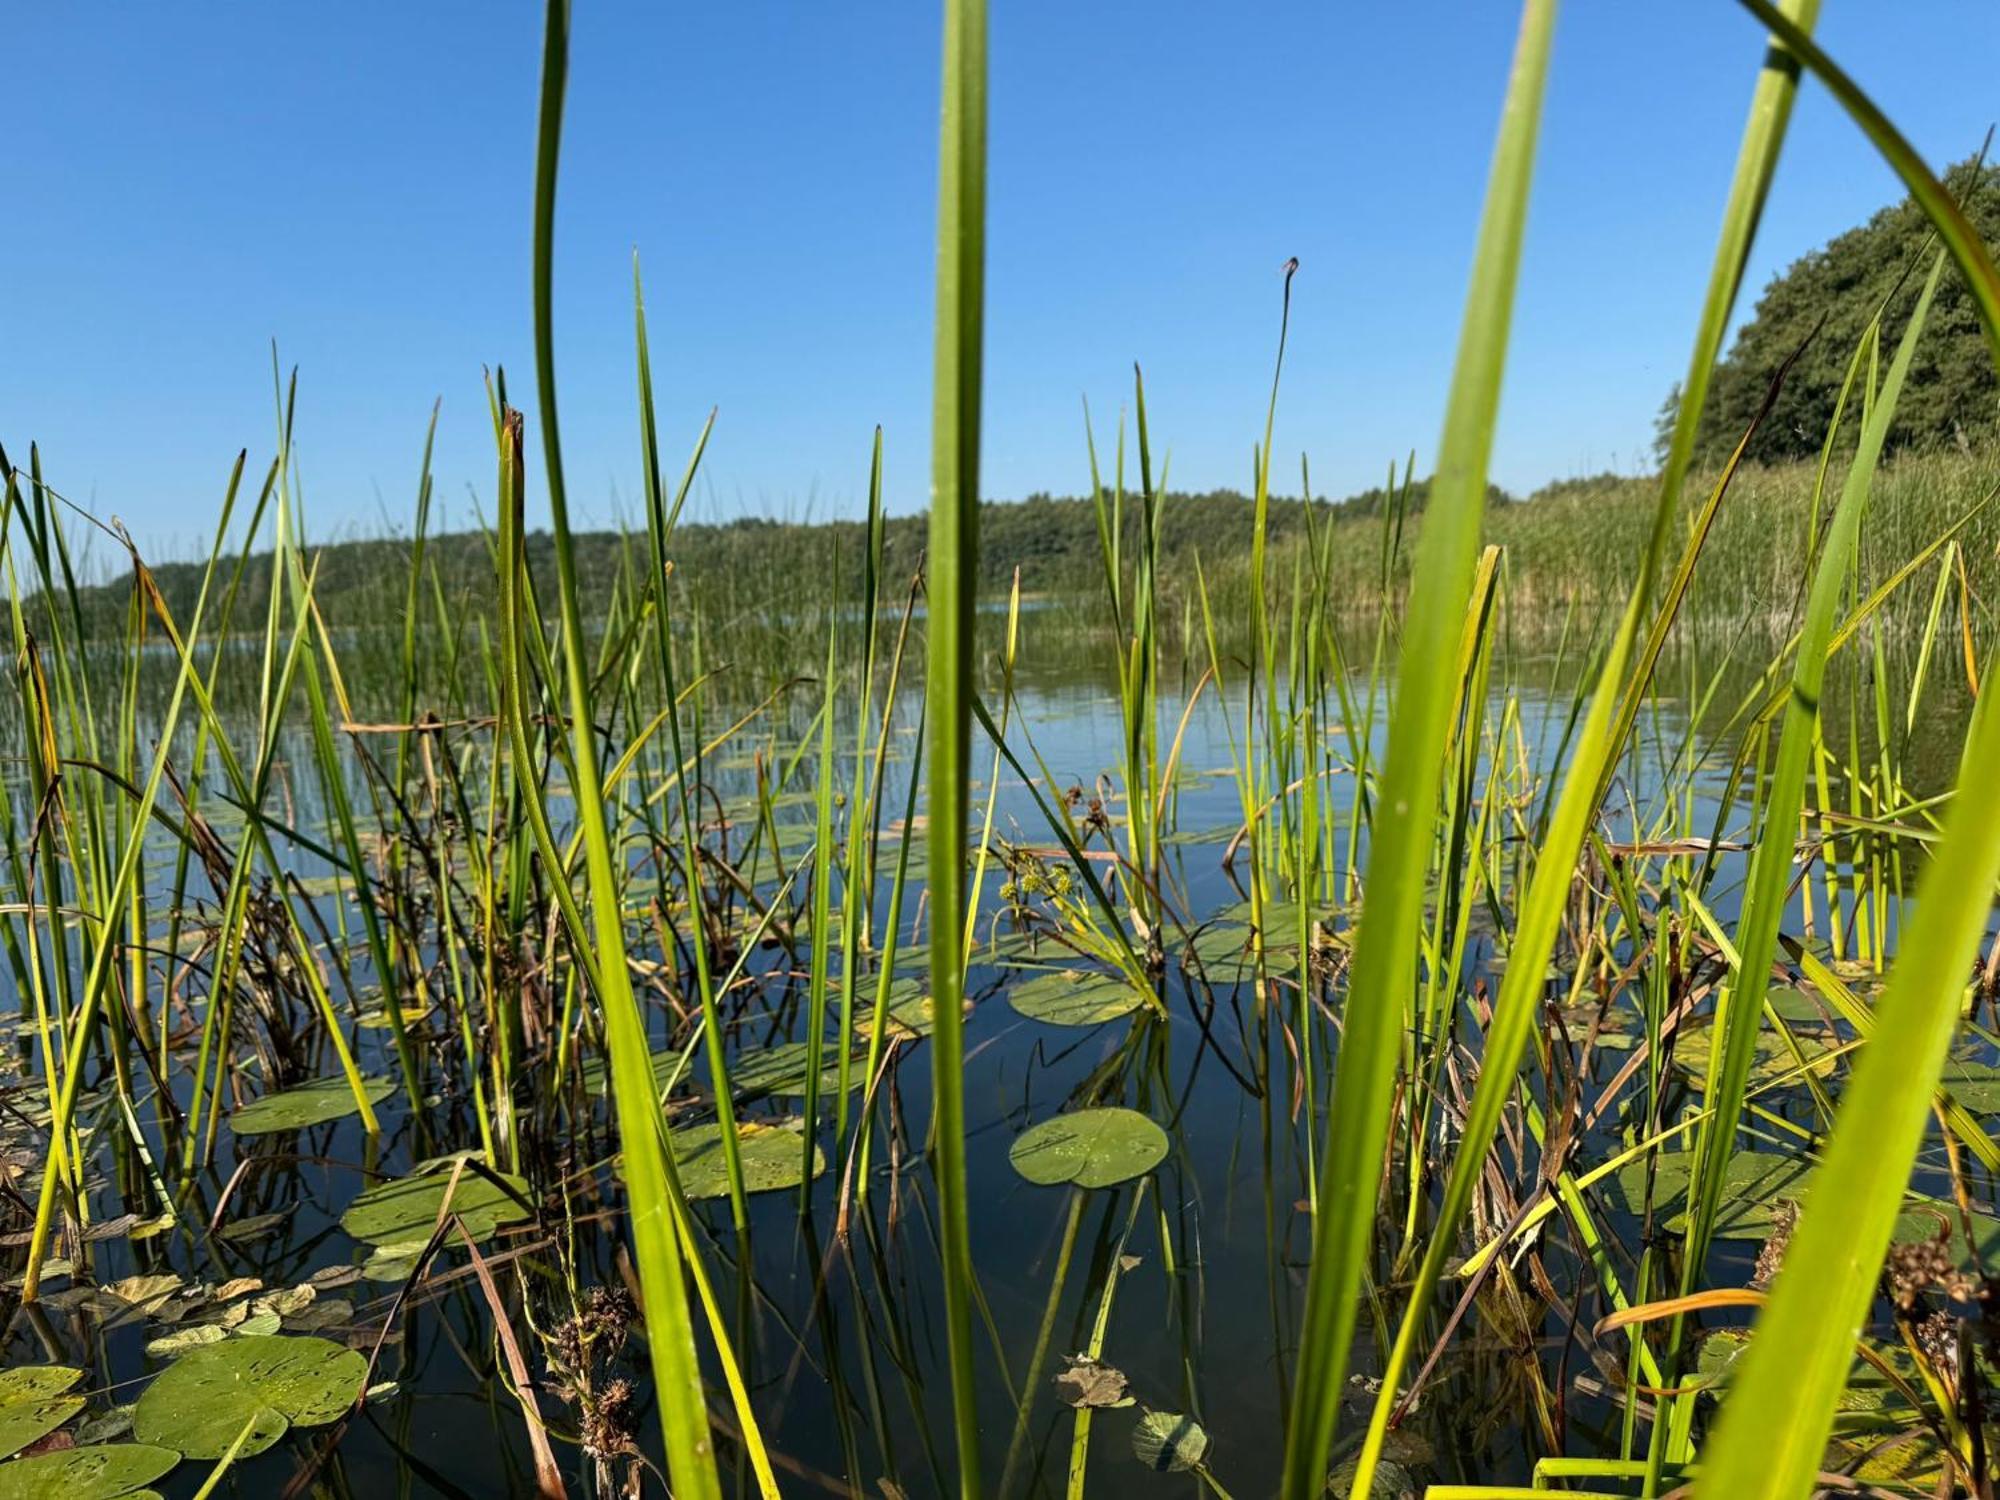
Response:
[1681, 250, 1945, 1303]
[925, 0, 988, 1491]
[1699, 630, 2000, 1500]
[1694, 9, 2000, 1494]
[1278, 1, 1556, 1492]
[530, 4, 720, 1494]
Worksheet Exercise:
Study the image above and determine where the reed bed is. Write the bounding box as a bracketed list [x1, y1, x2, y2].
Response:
[4, 1, 2000, 1497]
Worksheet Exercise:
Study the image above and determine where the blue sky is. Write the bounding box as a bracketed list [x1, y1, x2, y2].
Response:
[6, 3, 1998, 556]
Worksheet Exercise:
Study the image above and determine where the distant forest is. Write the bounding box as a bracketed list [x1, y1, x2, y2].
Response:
[1660, 156, 2000, 468]
[48, 160, 2000, 639]
[69, 473, 1517, 639]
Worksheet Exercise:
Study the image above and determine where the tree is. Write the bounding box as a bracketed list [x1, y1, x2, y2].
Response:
[1659, 157, 2000, 470]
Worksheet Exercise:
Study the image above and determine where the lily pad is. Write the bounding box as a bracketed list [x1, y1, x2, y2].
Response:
[1670, 1024, 1839, 1091]
[1008, 969, 1145, 1027]
[0, 1444, 178, 1499]
[1131, 1410, 1209, 1473]
[1329, 1455, 1417, 1497]
[0, 1369, 84, 1460]
[231, 1076, 394, 1136]
[670, 1119, 823, 1199]
[727, 1042, 864, 1100]
[359, 1239, 430, 1283]
[1938, 1059, 2000, 1116]
[1603, 1150, 1812, 1240]
[339, 1163, 532, 1246]
[356, 1001, 433, 1032]
[840, 978, 956, 1038]
[1009, 1108, 1168, 1190]
[131, 1335, 366, 1460]
[1184, 923, 1298, 976]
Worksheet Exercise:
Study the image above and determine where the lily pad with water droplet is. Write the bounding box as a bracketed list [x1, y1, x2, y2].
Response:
[1131, 1410, 1209, 1472]
[132, 1334, 365, 1460]
[0, 1368, 84, 1460]
[231, 1076, 394, 1136]
[671, 1119, 823, 1199]
[1009, 1108, 1168, 1190]
[1008, 969, 1144, 1027]
[0, 1443, 179, 1499]
[338, 1163, 532, 1246]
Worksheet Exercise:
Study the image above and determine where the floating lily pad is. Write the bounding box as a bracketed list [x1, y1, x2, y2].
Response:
[132, 1335, 365, 1460]
[1938, 1059, 2000, 1115]
[339, 1163, 532, 1246]
[359, 1239, 430, 1283]
[1753, 1333, 1943, 1485]
[356, 1001, 433, 1032]
[231, 1076, 394, 1136]
[1328, 1455, 1417, 1497]
[671, 1119, 823, 1199]
[727, 1042, 864, 1100]
[1008, 969, 1145, 1027]
[143, 1324, 228, 1360]
[217, 1208, 293, 1244]
[0, 1443, 178, 1499]
[1131, 1410, 1209, 1473]
[1184, 923, 1298, 976]
[839, 977, 955, 1038]
[1009, 1108, 1168, 1190]
[0, 1368, 84, 1460]
[1670, 1024, 1839, 1091]
[1161, 824, 1234, 847]
[1603, 1150, 1812, 1240]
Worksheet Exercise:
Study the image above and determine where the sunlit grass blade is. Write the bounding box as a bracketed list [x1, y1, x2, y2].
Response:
[924, 0, 988, 1491]
[1681, 250, 1945, 1317]
[1693, 8, 2000, 1493]
[529, 4, 720, 1494]
[1279, 2, 1556, 1492]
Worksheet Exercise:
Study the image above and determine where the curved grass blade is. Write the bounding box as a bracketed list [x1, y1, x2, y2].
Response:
[529, 5, 721, 1494]
[1694, 8, 2000, 1493]
[1681, 251, 1946, 1307]
[1278, 2, 1557, 1491]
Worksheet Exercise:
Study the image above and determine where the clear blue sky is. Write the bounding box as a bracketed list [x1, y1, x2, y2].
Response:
[6, 3, 1998, 556]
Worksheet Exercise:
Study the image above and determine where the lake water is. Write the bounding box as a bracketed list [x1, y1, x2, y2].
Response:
[0, 649, 1973, 1497]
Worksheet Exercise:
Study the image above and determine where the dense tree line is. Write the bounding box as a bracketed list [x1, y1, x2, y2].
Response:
[1658, 157, 2000, 469]
[71, 474, 1511, 638]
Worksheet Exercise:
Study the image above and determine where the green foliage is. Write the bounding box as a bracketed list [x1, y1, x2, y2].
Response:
[338, 1163, 532, 1246]
[131, 1335, 364, 1460]
[0, 1370, 83, 1460]
[1661, 157, 2000, 468]
[1008, 1107, 1169, 1189]
[0, 1445, 178, 1500]
[669, 1119, 824, 1199]
[230, 1075, 395, 1135]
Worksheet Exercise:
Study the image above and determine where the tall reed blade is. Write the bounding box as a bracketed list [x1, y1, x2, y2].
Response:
[925, 0, 989, 1490]
[529, 4, 720, 1493]
[1694, 8, 2000, 1493]
[1280, 3, 1556, 1492]
[1680, 253, 1945, 1329]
